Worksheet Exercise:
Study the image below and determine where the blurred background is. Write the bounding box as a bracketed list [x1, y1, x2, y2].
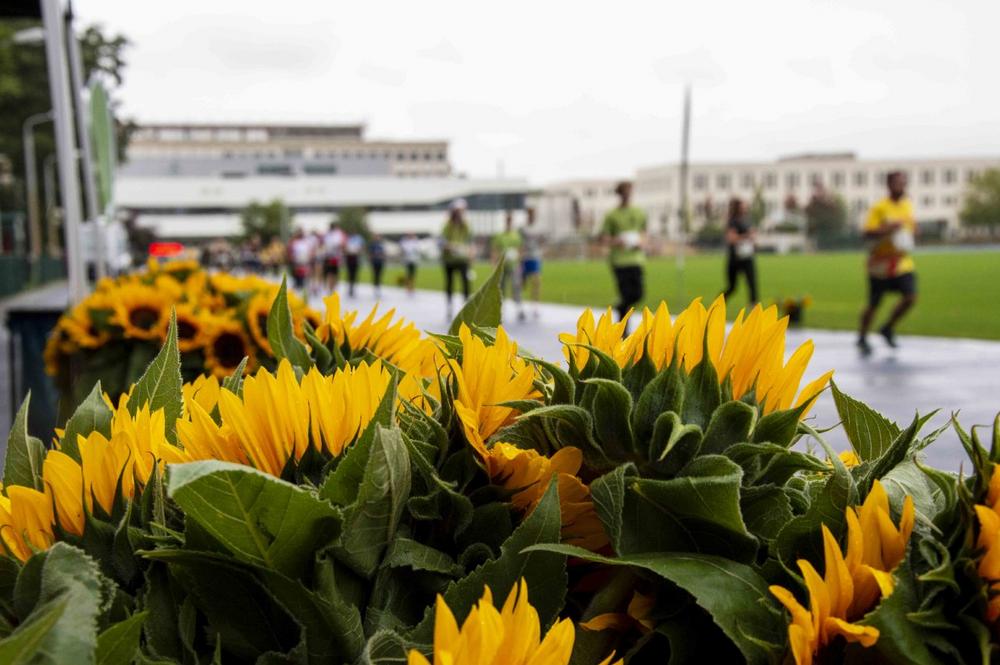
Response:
[1, 0, 999, 452]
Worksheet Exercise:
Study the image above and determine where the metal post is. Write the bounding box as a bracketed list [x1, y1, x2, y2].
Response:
[22, 111, 53, 282]
[65, 3, 105, 279]
[677, 85, 691, 301]
[40, 0, 87, 303]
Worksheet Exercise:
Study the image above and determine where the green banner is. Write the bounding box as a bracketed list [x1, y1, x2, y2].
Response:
[88, 80, 116, 212]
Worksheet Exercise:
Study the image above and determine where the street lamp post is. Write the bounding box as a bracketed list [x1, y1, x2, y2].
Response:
[22, 110, 54, 283]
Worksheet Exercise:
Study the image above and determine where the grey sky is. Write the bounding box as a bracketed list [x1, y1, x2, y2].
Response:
[75, 0, 1000, 183]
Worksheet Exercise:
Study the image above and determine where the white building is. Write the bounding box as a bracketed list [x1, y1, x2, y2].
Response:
[526, 178, 624, 239]
[117, 122, 532, 239]
[634, 152, 1000, 239]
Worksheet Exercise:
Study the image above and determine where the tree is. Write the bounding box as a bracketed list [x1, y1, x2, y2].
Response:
[960, 169, 1000, 227]
[337, 207, 370, 239]
[240, 199, 288, 243]
[0, 21, 131, 181]
[804, 188, 847, 246]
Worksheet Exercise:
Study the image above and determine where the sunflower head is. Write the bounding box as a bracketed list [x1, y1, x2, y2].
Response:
[110, 283, 172, 341]
[245, 292, 275, 355]
[204, 316, 254, 379]
[175, 304, 209, 353]
[409, 579, 620, 665]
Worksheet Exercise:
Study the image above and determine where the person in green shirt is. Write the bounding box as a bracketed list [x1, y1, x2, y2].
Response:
[600, 181, 647, 324]
[491, 211, 525, 322]
[441, 198, 473, 315]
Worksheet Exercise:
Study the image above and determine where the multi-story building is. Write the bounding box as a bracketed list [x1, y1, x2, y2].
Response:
[123, 123, 451, 179]
[634, 153, 1000, 239]
[116, 122, 531, 240]
[526, 178, 622, 239]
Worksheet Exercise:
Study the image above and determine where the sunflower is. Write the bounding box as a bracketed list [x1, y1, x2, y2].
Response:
[973, 465, 1000, 622]
[109, 283, 172, 341]
[409, 579, 621, 665]
[216, 359, 390, 476]
[0, 484, 55, 562]
[558, 307, 635, 371]
[769, 481, 914, 665]
[448, 325, 539, 458]
[301, 360, 392, 457]
[319, 294, 443, 377]
[176, 377, 249, 466]
[560, 297, 833, 418]
[486, 443, 608, 551]
[174, 304, 209, 353]
[203, 317, 254, 379]
[59, 299, 111, 349]
[42, 450, 86, 537]
[245, 292, 275, 354]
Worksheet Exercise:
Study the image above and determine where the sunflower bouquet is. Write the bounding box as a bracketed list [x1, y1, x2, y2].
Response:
[44, 259, 321, 419]
[3, 261, 998, 663]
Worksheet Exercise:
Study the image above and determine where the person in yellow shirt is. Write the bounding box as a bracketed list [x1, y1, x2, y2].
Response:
[857, 171, 918, 356]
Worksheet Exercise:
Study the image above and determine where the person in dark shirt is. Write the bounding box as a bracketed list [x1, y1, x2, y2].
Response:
[368, 233, 387, 300]
[722, 197, 758, 305]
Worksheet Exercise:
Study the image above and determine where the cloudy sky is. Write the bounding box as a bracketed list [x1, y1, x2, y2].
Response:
[75, 0, 1000, 184]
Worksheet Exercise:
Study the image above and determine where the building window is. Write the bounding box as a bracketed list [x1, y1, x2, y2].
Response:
[740, 173, 754, 189]
[832, 171, 845, 188]
[967, 169, 979, 183]
[764, 172, 777, 189]
[943, 195, 957, 206]
[785, 172, 800, 189]
[853, 198, 867, 213]
[943, 169, 956, 184]
[921, 169, 935, 185]
[809, 172, 823, 187]
[693, 174, 707, 190]
[853, 171, 867, 187]
[922, 196, 935, 207]
[716, 173, 731, 190]
[257, 164, 293, 176]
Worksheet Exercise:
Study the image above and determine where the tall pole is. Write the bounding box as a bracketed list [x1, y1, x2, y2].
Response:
[66, 2, 105, 279]
[677, 85, 691, 301]
[22, 110, 53, 283]
[41, 0, 87, 303]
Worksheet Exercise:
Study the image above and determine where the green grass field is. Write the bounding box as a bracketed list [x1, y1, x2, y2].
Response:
[405, 249, 1000, 340]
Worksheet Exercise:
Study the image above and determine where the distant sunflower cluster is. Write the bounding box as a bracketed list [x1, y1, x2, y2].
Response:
[44, 260, 321, 407]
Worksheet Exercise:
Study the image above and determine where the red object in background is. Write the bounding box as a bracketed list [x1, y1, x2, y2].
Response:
[149, 242, 184, 258]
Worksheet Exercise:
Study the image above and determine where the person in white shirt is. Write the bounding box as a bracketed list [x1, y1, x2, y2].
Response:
[321, 221, 345, 294]
[399, 234, 421, 294]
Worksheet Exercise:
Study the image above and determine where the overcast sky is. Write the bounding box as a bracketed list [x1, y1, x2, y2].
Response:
[75, 0, 1000, 184]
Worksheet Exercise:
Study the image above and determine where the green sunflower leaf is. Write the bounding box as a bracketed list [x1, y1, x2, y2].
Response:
[130, 310, 183, 441]
[60, 381, 113, 463]
[3, 393, 46, 491]
[266, 277, 313, 371]
[448, 257, 504, 335]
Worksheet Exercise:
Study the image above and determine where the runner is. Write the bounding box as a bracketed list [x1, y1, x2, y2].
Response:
[857, 170, 919, 356]
[722, 197, 758, 305]
[321, 220, 345, 294]
[491, 211, 525, 321]
[441, 199, 473, 317]
[399, 233, 421, 294]
[344, 232, 365, 298]
[520, 206, 544, 319]
[368, 233, 387, 300]
[600, 181, 647, 327]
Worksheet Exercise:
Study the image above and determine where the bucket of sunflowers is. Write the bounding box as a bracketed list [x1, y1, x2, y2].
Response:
[43, 259, 321, 421]
[2, 259, 999, 663]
